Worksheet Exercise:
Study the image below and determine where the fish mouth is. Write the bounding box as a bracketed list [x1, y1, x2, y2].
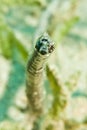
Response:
[39, 46, 48, 55]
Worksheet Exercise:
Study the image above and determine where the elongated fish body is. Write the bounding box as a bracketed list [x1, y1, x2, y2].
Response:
[26, 33, 54, 116]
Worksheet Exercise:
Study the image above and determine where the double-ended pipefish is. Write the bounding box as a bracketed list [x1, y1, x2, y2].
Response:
[26, 33, 55, 116]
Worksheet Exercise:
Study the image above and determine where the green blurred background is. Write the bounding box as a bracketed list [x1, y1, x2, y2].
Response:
[0, 0, 87, 130]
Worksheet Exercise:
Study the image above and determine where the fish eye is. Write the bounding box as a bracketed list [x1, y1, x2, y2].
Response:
[41, 38, 48, 42]
[40, 36, 48, 43]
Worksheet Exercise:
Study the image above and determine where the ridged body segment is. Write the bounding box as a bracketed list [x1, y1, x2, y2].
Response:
[26, 50, 48, 115]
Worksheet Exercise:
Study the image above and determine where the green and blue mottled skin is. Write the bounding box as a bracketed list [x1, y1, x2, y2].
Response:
[26, 33, 54, 116]
[35, 33, 54, 55]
